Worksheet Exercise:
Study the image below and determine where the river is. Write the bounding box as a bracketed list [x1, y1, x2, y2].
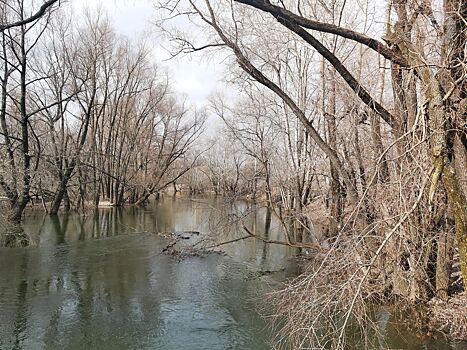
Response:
[0, 196, 464, 349]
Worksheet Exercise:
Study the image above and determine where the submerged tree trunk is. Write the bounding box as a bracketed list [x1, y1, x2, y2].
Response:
[49, 166, 74, 215]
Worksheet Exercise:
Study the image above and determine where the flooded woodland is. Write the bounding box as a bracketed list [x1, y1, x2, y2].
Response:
[0, 0, 466, 349]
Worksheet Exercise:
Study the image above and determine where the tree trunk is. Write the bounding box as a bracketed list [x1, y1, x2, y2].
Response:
[49, 182, 66, 215]
[386, 0, 467, 285]
[435, 230, 453, 300]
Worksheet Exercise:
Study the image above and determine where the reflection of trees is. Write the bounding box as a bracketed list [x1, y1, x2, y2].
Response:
[90, 209, 121, 238]
[12, 254, 29, 350]
[71, 270, 93, 345]
[150, 199, 175, 233]
[64, 242, 169, 348]
[78, 215, 86, 241]
[260, 207, 272, 268]
[0, 197, 289, 348]
[50, 215, 69, 245]
[0, 224, 31, 248]
[42, 304, 61, 348]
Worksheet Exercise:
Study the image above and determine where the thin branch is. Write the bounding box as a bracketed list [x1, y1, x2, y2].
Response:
[204, 235, 252, 249]
[243, 225, 322, 250]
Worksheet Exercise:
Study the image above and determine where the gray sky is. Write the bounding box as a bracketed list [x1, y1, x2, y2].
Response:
[76, 0, 226, 109]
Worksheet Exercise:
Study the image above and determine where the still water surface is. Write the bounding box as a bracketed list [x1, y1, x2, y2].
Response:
[0, 196, 464, 349]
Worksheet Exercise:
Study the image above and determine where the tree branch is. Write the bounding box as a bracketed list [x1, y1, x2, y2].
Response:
[243, 225, 322, 250]
[277, 16, 396, 129]
[234, 0, 408, 66]
[0, 0, 59, 31]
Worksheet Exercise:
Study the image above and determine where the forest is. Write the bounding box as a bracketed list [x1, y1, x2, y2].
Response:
[0, 0, 466, 349]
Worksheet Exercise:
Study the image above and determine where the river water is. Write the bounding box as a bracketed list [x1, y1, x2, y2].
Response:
[0, 196, 464, 349]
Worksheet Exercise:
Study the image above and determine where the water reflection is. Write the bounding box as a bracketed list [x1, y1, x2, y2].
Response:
[0, 196, 464, 350]
[0, 197, 286, 349]
[0, 235, 272, 349]
[12, 196, 296, 272]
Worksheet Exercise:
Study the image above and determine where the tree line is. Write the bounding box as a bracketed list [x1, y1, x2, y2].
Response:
[0, 1, 204, 221]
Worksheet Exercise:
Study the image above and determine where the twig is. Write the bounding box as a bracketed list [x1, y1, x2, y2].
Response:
[243, 225, 322, 250]
[204, 235, 251, 249]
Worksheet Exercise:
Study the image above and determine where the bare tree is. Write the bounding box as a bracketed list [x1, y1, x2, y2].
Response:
[0, 0, 63, 220]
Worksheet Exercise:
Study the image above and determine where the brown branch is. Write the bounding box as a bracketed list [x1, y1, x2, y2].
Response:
[194, 0, 358, 200]
[243, 225, 322, 251]
[204, 235, 252, 249]
[234, 0, 408, 66]
[277, 17, 396, 129]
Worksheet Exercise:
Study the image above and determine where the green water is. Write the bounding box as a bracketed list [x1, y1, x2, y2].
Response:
[0, 196, 464, 349]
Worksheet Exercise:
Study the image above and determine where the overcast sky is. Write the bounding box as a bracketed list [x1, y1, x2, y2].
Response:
[75, 0, 226, 109]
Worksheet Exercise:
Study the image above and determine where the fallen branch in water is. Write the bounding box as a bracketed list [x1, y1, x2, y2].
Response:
[157, 230, 200, 239]
[204, 235, 252, 249]
[161, 239, 179, 253]
[242, 225, 322, 251]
